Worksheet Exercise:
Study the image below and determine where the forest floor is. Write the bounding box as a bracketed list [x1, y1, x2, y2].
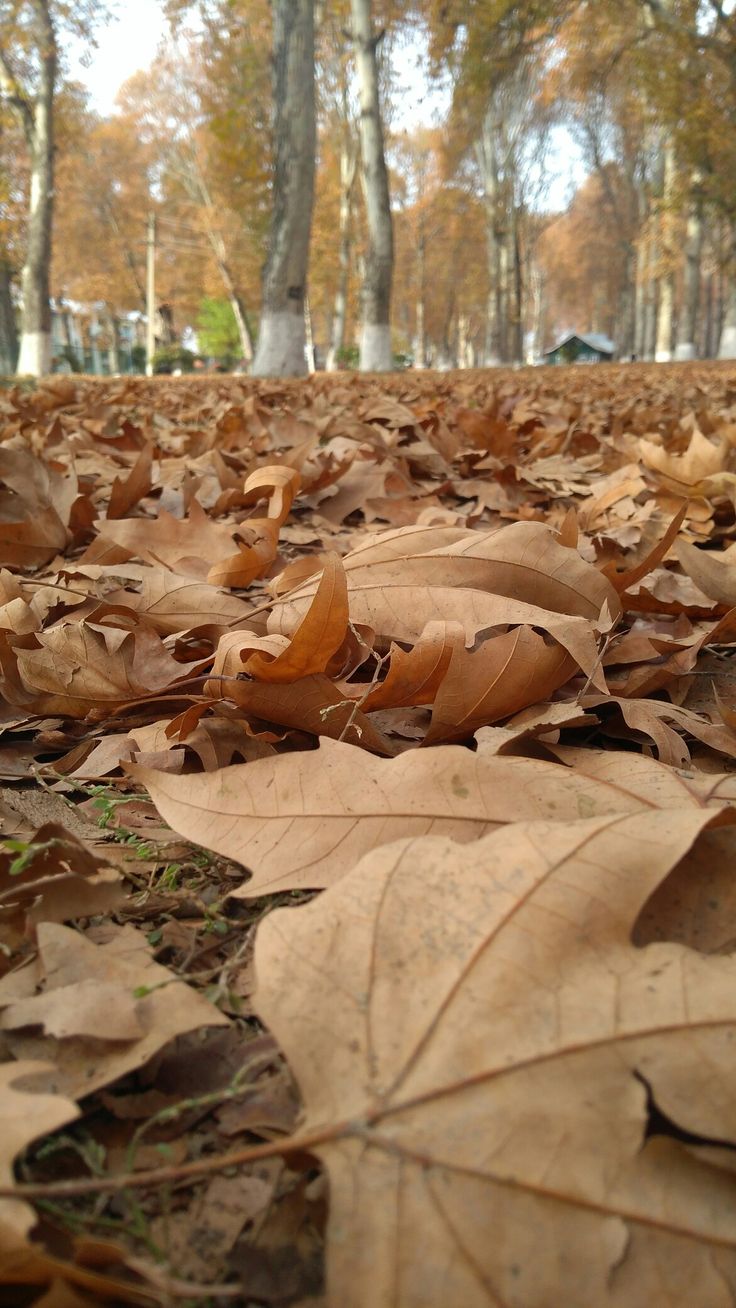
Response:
[3, 363, 736, 1306]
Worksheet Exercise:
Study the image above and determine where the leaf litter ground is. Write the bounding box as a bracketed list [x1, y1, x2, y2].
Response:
[5, 365, 736, 1304]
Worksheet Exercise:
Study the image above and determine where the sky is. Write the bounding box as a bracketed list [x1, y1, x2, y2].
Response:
[75, 0, 166, 113]
[75, 0, 583, 209]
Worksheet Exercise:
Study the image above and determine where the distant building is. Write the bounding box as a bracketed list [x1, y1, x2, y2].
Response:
[543, 332, 615, 365]
[51, 301, 147, 374]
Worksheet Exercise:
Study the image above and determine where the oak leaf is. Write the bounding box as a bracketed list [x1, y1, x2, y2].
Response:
[254, 807, 736, 1307]
[133, 739, 728, 896]
[12, 623, 206, 718]
[675, 538, 736, 608]
[0, 923, 227, 1098]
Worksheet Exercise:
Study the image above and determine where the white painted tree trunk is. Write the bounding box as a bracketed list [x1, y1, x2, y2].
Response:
[719, 275, 736, 359]
[8, 1, 56, 376]
[654, 140, 676, 363]
[675, 175, 704, 361]
[105, 307, 120, 374]
[642, 225, 658, 360]
[414, 229, 426, 369]
[351, 0, 394, 372]
[252, 0, 316, 377]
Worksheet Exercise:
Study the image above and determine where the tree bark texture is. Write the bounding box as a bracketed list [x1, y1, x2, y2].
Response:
[719, 228, 736, 358]
[1, 1, 56, 376]
[641, 227, 658, 360]
[414, 227, 426, 369]
[351, 0, 394, 371]
[326, 130, 357, 370]
[509, 203, 523, 364]
[654, 139, 676, 362]
[674, 176, 704, 360]
[0, 260, 17, 374]
[252, 0, 316, 377]
[616, 243, 637, 358]
[476, 114, 506, 366]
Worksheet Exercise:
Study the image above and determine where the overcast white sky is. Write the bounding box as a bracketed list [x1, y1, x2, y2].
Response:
[76, 0, 166, 112]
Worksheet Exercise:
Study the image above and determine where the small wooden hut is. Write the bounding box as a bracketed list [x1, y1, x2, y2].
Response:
[543, 332, 615, 365]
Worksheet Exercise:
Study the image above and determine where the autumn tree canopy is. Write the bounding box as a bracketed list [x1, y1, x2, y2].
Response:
[3, 0, 736, 373]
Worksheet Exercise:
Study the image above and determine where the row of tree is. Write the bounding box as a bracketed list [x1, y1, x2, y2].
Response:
[2, 0, 736, 377]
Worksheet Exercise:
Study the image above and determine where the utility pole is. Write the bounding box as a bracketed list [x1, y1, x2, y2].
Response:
[145, 212, 156, 376]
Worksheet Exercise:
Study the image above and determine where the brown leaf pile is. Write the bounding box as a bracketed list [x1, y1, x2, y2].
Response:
[5, 363, 736, 1304]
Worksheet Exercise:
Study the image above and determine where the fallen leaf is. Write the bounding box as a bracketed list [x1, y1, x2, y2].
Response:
[423, 627, 577, 744]
[0, 923, 227, 1098]
[132, 738, 729, 895]
[254, 806, 736, 1307]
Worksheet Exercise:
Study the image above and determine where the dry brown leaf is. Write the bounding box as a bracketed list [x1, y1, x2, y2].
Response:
[423, 627, 577, 744]
[93, 498, 245, 576]
[474, 702, 599, 754]
[0, 980, 145, 1040]
[120, 568, 253, 635]
[0, 448, 76, 570]
[269, 521, 617, 691]
[12, 623, 205, 718]
[0, 1060, 78, 1238]
[675, 538, 736, 607]
[206, 518, 280, 588]
[133, 738, 728, 896]
[222, 672, 394, 754]
[583, 694, 736, 768]
[359, 621, 466, 712]
[106, 443, 155, 520]
[254, 806, 736, 1308]
[0, 823, 124, 938]
[640, 428, 727, 490]
[243, 554, 348, 682]
[0, 922, 227, 1098]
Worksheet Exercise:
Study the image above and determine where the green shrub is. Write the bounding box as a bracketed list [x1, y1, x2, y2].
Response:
[336, 344, 360, 369]
[152, 345, 195, 374]
[130, 344, 147, 373]
[196, 297, 242, 364]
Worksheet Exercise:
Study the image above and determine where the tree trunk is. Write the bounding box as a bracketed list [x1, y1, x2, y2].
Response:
[476, 117, 504, 366]
[703, 271, 715, 358]
[252, 0, 316, 377]
[304, 294, 316, 372]
[719, 230, 736, 358]
[0, 260, 18, 374]
[509, 202, 523, 364]
[11, 3, 56, 376]
[326, 129, 357, 371]
[198, 192, 255, 365]
[414, 228, 426, 369]
[634, 234, 646, 359]
[482, 210, 504, 365]
[105, 307, 120, 374]
[655, 140, 676, 362]
[213, 247, 254, 365]
[615, 243, 637, 358]
[674, 176, 704, 360]
[351, 0, 394, 371]
[530, 264, 546, 361]
[642, 229, 658, 360]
